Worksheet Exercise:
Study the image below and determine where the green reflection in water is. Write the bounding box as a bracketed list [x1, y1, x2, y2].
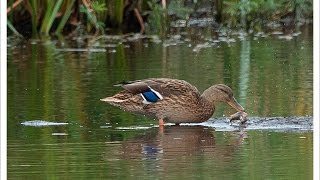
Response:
[8, 126, 312, 179]
[7, 27, 312, 179]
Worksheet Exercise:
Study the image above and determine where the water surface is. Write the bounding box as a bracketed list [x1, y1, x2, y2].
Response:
[7, 26, 313, 179]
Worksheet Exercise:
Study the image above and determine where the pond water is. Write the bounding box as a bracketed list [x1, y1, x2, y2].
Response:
[7, 26, 313, 179]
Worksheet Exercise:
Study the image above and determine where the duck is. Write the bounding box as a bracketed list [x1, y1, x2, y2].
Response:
[100, 78, 247, 126]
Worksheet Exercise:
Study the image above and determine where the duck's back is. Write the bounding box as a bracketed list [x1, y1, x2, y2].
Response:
[125, 78, 201, 98]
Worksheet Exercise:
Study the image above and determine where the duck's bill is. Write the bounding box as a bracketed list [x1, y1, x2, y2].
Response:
[227, 97, 245, 112]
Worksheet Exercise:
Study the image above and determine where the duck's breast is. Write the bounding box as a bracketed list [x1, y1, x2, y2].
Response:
[145, 96, 214, 123]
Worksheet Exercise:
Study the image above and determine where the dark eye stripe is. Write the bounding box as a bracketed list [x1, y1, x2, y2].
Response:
[215, 86, 232, 96]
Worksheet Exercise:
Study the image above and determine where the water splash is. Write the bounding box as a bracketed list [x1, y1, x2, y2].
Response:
[21, 120, 69, 127]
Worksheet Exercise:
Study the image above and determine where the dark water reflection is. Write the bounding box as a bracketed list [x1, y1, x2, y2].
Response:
[7, 26, 313, 179]
[8, 125, 312, 179]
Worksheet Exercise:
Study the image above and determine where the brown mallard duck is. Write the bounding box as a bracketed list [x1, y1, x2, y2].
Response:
[101, 78, 247, 125]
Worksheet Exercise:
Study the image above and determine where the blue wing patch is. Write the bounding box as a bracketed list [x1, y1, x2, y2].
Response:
[142, 90, 160, 103]
[140, 87, 163, 104]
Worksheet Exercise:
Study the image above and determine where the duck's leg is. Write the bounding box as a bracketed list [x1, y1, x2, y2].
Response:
[158, 118, 165, 132]
[159, 118, 164, 126]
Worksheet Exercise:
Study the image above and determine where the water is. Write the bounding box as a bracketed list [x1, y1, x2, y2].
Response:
[7, 26, 313, 179]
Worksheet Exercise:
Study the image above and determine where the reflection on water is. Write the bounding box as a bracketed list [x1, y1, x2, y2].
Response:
[120, 126, 243, 159]
[7, 26, 313, 179]
[238, 38, 250, 104]
[7, 125, 312, 179]
[117, 126, 244, 179]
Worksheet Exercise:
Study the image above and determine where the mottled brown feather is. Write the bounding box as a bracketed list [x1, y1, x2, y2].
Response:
[101, 78, 244, 123]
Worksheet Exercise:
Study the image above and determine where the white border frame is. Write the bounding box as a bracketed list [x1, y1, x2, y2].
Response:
[313, 0, 319, 179]
[0, 1, 318, 180]
[1, 0, 7, 179]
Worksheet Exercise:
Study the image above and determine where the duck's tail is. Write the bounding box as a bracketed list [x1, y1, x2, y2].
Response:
[101, 95, 145, 114]
[100, 97, 129, 109]
[100, 97, 125, 103]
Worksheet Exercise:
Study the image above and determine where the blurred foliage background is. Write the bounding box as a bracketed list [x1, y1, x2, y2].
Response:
[7, 0, 313, 38]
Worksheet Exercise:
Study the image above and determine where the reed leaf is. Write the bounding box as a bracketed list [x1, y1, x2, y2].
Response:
[7, 20, 23, 38]
[45, 0, 63, 35]
[7, 0, 15, 22]
[80, 2, 106, 34]
[40, 0, 63, 35]
[40, 0, 54, 34]
[30, 0, 38, 36]
[94, 0, 108, 22]
[114, 0, 124, 26]
[55, 0, 76, 34]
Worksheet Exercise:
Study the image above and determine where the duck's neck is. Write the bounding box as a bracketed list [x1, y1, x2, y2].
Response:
[200, 86, 221, 104]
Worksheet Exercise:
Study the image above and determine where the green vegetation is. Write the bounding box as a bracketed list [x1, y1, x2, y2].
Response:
[222, 0, 313, 31]
[39, 0, 63, 35]
[55, 0, 77, 34]
[145, 0, 167, 35]
[7, 0, 312, 38]
[79, 1, 107, 34]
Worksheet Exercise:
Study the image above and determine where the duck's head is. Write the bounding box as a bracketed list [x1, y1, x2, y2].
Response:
[202, 84, 245, 112]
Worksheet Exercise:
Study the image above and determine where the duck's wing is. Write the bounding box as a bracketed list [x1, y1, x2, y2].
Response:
[102, 78, 202, 115]
[118, 78, 201, 99]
